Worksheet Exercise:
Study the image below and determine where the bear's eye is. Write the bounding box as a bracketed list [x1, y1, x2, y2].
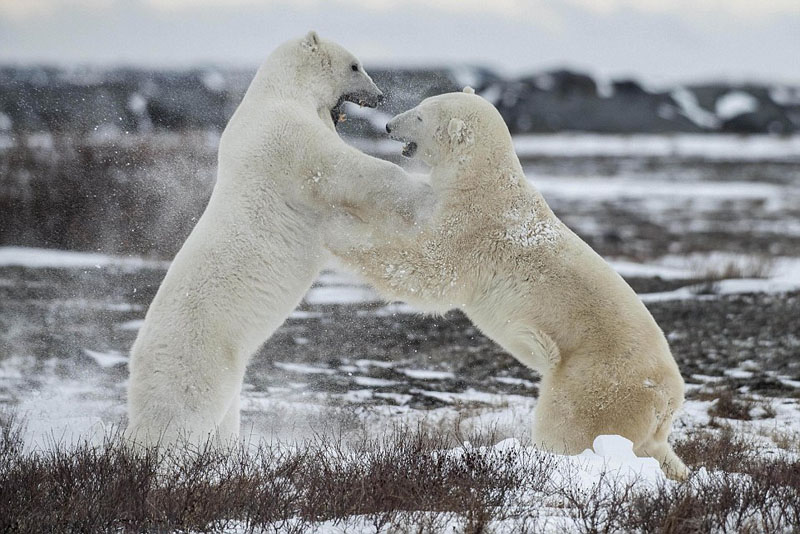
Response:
[417, 116, 423, 122]
[351, 64, 359, 72]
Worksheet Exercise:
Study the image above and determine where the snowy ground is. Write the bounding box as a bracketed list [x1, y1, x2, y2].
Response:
[2, 135, 800, 531]
[2, 248, 798, 451]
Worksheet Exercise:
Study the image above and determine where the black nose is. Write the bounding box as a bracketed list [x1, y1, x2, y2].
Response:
[385, 123, 391, 133]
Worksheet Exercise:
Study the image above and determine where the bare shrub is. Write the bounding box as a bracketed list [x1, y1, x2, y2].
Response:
[0, 414, 556, 533]
[3, 410, 798, 533]
[0, 408, 25, 462]
[706, 390, 756, 421]
[768, 428, 800, 452]
[553, 467, 641, 534]
[673, 426, 758, 472]
[623, 464, 800, 534]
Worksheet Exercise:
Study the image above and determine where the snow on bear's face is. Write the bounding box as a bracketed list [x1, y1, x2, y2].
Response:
[385, 87, 508, 167]
[295, 31, 384, 124]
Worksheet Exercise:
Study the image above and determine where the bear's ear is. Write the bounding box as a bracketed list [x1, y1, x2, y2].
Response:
[447, 118, 468, 144]
[462, 86, 475, 94]
[302, 30, 320, 52]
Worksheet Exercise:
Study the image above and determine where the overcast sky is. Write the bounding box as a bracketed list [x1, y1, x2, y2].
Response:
[1, 0, 799, 85]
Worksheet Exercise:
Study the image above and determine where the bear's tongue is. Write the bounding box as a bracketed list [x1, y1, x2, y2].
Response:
[401, 141, 417, 158]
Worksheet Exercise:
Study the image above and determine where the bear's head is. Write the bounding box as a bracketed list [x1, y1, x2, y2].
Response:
[285, 31, 384, 124]
[385, 87, 511, 168]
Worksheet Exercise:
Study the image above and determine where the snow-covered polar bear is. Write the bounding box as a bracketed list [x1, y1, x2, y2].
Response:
[329, 89, 688, 479]
[126, 32, 431, 447]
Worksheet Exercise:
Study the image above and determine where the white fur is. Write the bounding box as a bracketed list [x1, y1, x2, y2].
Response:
[126, 33, 431, 448]
[330, 90, 688, 479]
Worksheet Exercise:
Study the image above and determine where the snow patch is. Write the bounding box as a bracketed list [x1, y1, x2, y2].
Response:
[493, 376, 538, 388]
[289, 310, 325, 319]
[640, 278, 800, 302]
[671, 88, 720, 129]
[512, 133, 800, 161]
[596, 76, 615, 98]
[25, 132, 55, 150]
[274, 362, 337, 375]
[127, 92, 147, 114]
[478, 83, 502, 105]
[0, 355, 37, 380]
[609, 259, 695, 280]
[561, 434, 666, 491]
[354, 359, 397, 369]
[201, 69, 226, 92]
[533, 176, 782, 202]
[401, 369, 455, 380]
[116, 319, 144, 331]
[533, 73, 555, 91]
[770, 85, 800, 106]
[632, 253, 800, 301]
[353, 376, 399, 387]
[0, 247, 168, 270]
[0, 112, 12, 131]
[83, 349, 128, 368]
[715, 91, 759, 120]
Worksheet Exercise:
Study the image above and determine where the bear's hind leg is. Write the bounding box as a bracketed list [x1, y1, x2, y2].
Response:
[636, 439, 688, 480]
[635, 409, 688, 480]
[530, 383, 595, 455]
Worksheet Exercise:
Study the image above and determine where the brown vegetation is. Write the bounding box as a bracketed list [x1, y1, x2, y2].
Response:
[2, 410, 799, 534]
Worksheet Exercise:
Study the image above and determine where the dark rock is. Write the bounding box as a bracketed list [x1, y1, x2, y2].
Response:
[721, 109, 795, 134]
[496, 72, 704, 134]
[612, 79, 648, 96]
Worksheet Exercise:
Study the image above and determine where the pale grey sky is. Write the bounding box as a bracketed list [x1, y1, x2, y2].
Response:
[1, 0, 798, 85]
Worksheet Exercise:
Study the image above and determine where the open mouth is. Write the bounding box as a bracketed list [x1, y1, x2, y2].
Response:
[401, 141, 418, 158]
[330, 97, 346, 125]
[387, 129, 417, 158]
[331, 92, 383, 125]
[345, 91, 382, 109]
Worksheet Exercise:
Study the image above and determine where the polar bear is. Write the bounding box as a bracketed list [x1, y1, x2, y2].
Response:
[126, 32, 432, 448]
[329, 89, 688, 479]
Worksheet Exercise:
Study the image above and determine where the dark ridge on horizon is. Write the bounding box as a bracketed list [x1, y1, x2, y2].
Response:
[1, 64, 799, 136]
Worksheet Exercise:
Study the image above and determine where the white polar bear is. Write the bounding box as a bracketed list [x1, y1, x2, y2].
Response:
[126, 32, 431, 447]
[329, 89, 688, 479]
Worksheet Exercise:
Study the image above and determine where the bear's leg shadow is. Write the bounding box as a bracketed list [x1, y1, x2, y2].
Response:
[216, 383, 242, 446]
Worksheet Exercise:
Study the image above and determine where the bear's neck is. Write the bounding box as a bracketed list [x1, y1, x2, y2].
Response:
[245, 59, 333, 112]
[433, 144, 524, 195]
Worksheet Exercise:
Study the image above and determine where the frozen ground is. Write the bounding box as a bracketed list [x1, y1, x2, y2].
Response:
[2, 248, 799, 451]
[2, 135, 800, 531]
